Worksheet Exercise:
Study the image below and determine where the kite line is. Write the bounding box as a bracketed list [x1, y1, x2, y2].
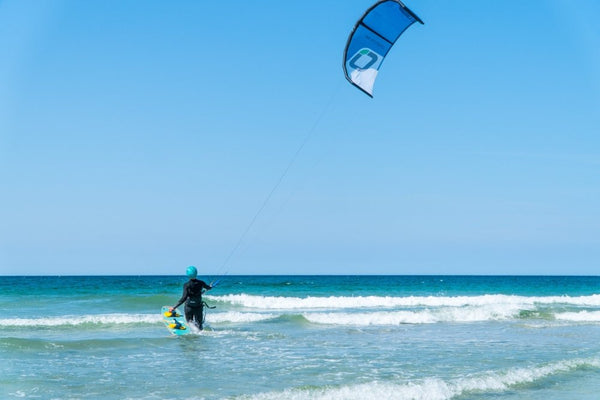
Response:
[210, 83, 342, 283]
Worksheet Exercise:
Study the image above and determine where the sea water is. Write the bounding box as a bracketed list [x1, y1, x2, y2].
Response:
[1, 275, 599, 399]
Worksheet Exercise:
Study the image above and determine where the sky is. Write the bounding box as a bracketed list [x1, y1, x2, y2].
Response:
[1, 0, 599, 276]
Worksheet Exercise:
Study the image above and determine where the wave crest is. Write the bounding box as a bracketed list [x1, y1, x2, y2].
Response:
[241, 357, 600, 400]
[207, 293, 600, 310]
[0, 314, 160, 327]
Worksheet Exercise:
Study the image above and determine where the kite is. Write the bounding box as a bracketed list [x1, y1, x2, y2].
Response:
[343, 0, 424, 97]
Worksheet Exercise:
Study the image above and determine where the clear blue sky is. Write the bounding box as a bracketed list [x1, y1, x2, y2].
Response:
[1, 1, 599, 276]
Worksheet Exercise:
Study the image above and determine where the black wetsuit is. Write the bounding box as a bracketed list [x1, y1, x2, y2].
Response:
[173, 279, 211, 329]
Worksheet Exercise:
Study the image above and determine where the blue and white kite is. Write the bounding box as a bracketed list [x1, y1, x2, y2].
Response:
[343, 0, 424, 97]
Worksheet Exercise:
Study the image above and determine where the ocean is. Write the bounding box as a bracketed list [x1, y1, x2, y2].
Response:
[2, 275, 600, 399]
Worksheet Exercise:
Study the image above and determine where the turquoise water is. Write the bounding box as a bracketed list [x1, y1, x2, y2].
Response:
[2, 275, 600, 399]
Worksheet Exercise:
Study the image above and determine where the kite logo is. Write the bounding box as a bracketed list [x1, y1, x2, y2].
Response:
[348, 48, 382, 70]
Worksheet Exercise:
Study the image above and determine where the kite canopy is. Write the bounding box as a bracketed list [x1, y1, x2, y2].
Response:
[343, 0, 424, 97]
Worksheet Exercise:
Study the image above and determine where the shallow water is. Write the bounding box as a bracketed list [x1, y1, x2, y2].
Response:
[2, 275, 600, 399]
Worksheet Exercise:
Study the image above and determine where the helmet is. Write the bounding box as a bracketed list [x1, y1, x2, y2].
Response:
[186, 266, 198, 279]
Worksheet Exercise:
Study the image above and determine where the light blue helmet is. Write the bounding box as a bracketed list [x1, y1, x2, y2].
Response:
[186, 266, 198, 279]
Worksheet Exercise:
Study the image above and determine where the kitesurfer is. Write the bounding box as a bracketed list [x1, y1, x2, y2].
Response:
[170, 266, 212, 330]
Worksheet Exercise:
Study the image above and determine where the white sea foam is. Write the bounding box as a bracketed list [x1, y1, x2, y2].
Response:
[0, 312, 279, 328]
[242, 357, 600, 400]
[0, 314, 161, 327]
[304, 304, 521, 326]
[207, 311, 277, 324]
[208, 293, 600, 310]
[555, 310, 600, 322]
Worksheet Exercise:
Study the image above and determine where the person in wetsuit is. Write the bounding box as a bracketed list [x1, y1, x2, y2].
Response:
[170, 266, 212, 330]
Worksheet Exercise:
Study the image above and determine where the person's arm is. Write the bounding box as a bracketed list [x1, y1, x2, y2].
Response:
[202, 280, 212, 291]
[171, 284, 188, 310]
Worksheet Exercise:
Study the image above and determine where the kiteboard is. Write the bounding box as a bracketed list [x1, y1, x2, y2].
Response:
[161, 305, 189, 336]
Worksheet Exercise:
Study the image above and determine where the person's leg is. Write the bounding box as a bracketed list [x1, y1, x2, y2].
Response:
[184, 305, 195, 327]
[191, 306, 204, 330]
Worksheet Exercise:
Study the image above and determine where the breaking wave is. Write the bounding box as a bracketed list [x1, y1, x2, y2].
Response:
[240, 357, 600, 400]
[555, 310, 600, 322]
[0, 312, 277, 329]
[202, 293, 600, 326]
[4, 293, 599, 329]
[208, 293, 600, 310]
[0, 314, 160, 327]
[208, 311, 278, 324]
[303, 306, 518, 326]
